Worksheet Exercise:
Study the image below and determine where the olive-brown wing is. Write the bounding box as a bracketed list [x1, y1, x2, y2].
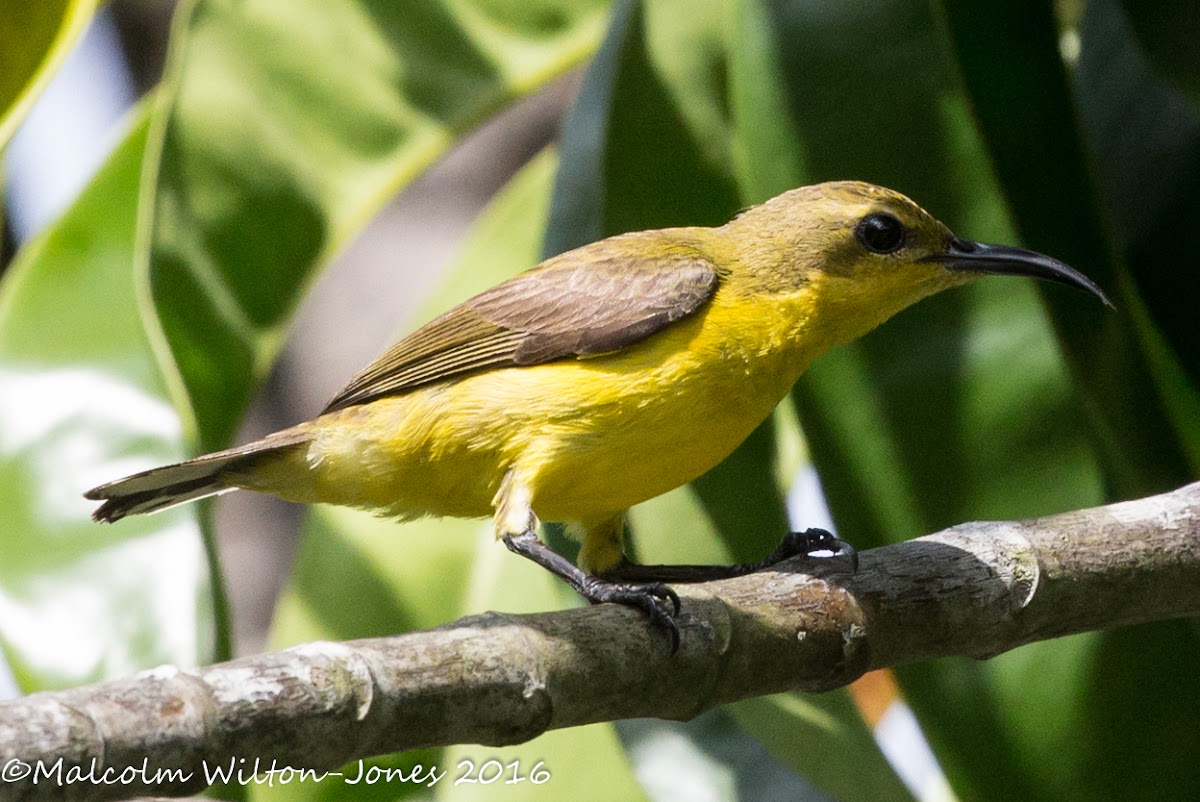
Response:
[321, 245, 719, 413]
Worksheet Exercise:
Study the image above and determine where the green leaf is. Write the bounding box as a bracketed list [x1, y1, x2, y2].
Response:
[0, 101, 215, 692]
[619, 706, 857, 802]
[142, 0, 611, 453]
[730, 693, 914, 802]
[727, 0, 806, 205]
[0, 0, 99, 152]
[1075, 0, 1200, 465]
[936, 0, 1195, 498]
[1118, 0, 1200, 111]
[545, 0, 738, 260]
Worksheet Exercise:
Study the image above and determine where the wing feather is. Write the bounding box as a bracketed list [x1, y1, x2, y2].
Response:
[322, 236, 720, 413]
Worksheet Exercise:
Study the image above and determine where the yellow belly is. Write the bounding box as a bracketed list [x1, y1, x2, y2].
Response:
[248, 292, 825, 525]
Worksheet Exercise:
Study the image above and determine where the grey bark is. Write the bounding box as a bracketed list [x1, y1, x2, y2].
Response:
[3, 482, 1199, 801]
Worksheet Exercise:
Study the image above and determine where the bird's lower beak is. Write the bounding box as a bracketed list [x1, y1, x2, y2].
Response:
[928, 238, 1112, 307]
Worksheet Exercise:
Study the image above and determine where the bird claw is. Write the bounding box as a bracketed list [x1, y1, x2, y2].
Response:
[765, 528, 859, 571]
[582, 578, 682, 653]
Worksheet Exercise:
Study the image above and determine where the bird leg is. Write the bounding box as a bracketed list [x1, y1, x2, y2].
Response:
[495, 472, 682, 651]
[502, 530, 681, 651]
[600, 528, 858, 584]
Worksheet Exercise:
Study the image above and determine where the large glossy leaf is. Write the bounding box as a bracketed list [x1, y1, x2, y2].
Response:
[0, 0, 609, 699]
[938, 0, 1195, 499]
[1076, 0, 1200, 461]
[0, 0, 98, 152]
[727, 0, 806, 205]
[143, 0, 611, 453]
[1118, 0, 1200, 111]
[0, 103, 215, 693]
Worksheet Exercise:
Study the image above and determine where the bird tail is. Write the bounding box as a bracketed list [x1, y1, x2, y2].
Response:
[85, 431, 311, 523]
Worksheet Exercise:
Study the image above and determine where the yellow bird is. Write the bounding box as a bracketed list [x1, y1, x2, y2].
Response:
[86, 181, 1107, 648]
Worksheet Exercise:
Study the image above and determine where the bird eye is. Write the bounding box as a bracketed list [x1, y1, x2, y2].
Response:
[855, 213, 906, 254]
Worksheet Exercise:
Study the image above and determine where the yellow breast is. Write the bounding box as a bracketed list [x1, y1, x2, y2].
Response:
[251, 285, 829, 524]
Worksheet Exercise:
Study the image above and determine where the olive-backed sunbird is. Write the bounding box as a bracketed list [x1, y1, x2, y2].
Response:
[87, 181, 1108, 647]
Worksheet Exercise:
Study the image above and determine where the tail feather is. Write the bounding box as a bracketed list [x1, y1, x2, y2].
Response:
[85, 430, 310, 522]
[88, 476, 235, 522]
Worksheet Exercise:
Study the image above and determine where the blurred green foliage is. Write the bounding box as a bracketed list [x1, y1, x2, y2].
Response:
[0, 0, 97, 150]
[2, 0, 1198, 800]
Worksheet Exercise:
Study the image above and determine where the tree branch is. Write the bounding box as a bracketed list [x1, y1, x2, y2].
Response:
[4, 483, 1200, 800]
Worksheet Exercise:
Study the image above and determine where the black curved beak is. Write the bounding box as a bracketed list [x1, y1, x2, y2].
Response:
[928, 238, 1113, 308]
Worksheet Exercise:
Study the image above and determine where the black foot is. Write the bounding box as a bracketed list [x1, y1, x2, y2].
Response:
[601, 527, 858, 585]
[581, 577, 682, 653]
[503, 530, 683, 653]
[762, 528, 859, 571]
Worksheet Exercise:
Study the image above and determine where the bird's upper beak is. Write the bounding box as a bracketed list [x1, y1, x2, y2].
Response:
[927, 237, 1113, 307]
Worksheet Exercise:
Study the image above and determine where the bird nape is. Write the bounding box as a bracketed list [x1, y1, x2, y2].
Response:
[86, 180, 1109, 651]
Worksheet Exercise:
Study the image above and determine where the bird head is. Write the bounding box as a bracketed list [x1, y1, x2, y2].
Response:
[722, 181, 1109, 341]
